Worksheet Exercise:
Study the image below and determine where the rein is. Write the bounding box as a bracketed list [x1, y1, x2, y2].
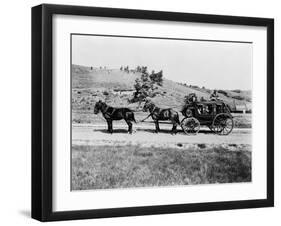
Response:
[150, 104, 157, 114]
[139, 113, 152, 122]
[139, 103, 156, 122]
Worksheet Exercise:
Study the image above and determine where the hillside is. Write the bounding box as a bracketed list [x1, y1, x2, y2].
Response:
[72, 64, 251, 112]
[72, 64, 140, 90]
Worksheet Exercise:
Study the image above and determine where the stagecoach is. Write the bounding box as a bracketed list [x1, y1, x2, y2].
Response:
[93, 98, 234, 135]
[180, 100, 234, 135]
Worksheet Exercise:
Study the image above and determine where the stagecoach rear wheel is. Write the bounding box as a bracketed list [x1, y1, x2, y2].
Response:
[181, 117, 200, 135]
[212, 113, 234, 135]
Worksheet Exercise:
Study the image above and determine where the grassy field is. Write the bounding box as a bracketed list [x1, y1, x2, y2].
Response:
[72, 144, 251, 190]
[232, 113, 252, 128]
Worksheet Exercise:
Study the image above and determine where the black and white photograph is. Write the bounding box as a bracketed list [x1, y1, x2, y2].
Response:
[29, 3, 274, 222]
[71, 34, 252, 190]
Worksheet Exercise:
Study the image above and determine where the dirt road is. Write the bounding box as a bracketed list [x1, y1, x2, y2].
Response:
[72, 123, 251, 149]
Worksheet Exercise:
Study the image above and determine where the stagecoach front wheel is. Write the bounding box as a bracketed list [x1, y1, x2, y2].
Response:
[212, 113, 234, 135]
[181, 117, 200, 135]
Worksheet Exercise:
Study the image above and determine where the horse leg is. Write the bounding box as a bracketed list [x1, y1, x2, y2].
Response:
[106, 120, 110, 132]
[125, 120, 133, 134]
[171, 122, 177, 134]
[171, 112, 179, 134]
[154, 120, 160, 133]
[107, 120, 113, 133]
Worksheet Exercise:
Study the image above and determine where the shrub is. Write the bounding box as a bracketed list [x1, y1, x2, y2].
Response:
[197, 144, 206, 149]
[218, 90, 228, 97]
[232, 95, 244, 101]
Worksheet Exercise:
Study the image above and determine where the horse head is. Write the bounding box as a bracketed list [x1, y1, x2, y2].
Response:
[143, 100, 154, 112]
[94, 100, 106, 114]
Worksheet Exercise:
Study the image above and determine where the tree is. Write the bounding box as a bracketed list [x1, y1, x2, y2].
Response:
[149, 70, 163, 86]
[123, 65, 130, 73]
[130, 68, 163, 103]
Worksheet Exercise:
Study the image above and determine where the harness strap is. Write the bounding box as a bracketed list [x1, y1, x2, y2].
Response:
[103, 105, 115, 117]
[151, 105, 157, 113]
[139, 104, 157, 122]
[139, 113, 152, 122]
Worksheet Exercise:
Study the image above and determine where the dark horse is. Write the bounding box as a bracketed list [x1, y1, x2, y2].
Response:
[143, 100, 180, 134]
[93, 100, 136, 134]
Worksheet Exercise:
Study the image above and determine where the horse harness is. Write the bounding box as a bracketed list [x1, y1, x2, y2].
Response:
[102, 105, 116, 118]
[140, 104, 170, 122]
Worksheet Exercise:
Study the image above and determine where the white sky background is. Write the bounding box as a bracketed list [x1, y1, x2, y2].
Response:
[72, 35, 252, 90]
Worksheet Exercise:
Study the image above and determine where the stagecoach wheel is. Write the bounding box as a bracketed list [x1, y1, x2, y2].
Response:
[212, 113, 234, 135]
[181, 117, 200, 135]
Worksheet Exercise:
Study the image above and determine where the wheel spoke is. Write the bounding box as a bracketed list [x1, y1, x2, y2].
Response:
[212, 114, 233, 135]
[181, 117, 200, 135]
[222, 127, 228, 134]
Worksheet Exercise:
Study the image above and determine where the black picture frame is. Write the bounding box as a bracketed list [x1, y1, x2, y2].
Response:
[32, 4, 274, 222]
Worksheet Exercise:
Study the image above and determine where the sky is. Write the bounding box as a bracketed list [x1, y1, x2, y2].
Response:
[72, 34, 252, 90]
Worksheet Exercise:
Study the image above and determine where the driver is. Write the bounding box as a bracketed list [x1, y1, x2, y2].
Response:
[210, 90, 219, 100]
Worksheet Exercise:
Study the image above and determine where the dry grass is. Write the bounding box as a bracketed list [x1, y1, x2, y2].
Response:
[233, 113, 252, 128]
[72, 144, 251, 190]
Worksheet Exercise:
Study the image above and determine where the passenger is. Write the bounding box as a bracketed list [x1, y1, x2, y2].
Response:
[203, 105, 209, 114]
[190, 93, 198, 103]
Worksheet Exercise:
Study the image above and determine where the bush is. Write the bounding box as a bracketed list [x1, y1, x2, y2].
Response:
[232, 95, 244, 101]
[197, 144, 206, 149]
[218, 90, 228, 97]
[103, 91, 109, 96]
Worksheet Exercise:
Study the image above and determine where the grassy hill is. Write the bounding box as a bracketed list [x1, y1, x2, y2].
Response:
[72, 64, 251, 112]
[72, 64, 140, 90]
